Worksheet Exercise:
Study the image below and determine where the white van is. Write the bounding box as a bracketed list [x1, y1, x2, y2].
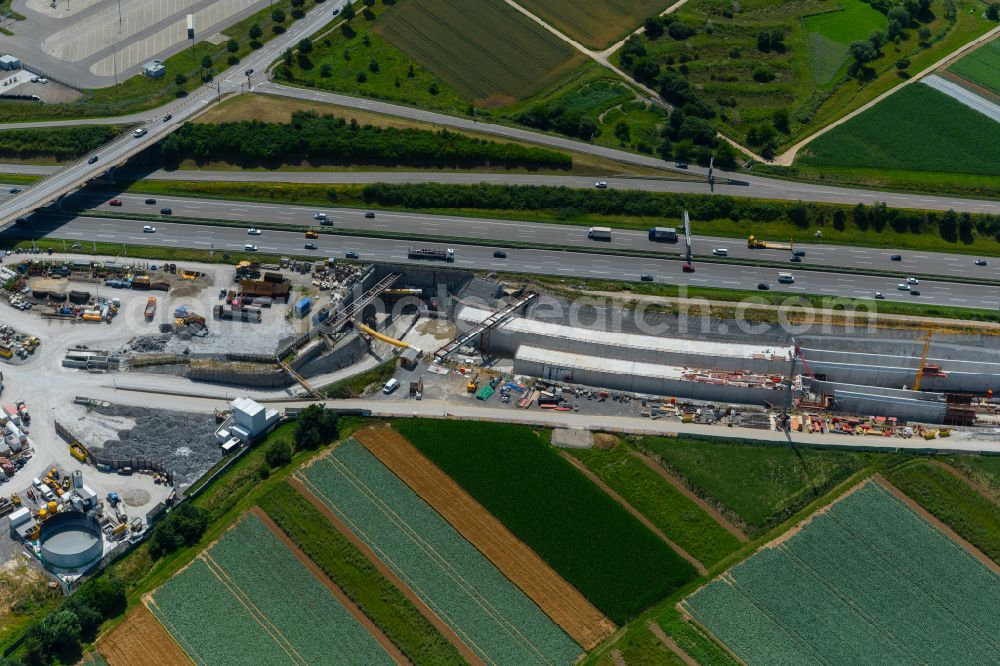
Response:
[712, 248, 728, 256]
[778, 272, 795, 283]
[382, 378, 400, 394]
[244, 244, 258, 252]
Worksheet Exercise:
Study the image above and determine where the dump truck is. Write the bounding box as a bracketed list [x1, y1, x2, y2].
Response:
[648, 227, 679, 242]
[587, 227, 612, 241]
[747, 235, 792, 250]
[144, 296, 157, 321]
[408, 247, 455, 262]
[305, 230, 319, 239]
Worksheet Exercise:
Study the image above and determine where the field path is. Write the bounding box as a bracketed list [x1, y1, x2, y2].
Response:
[646, 620, 700, 666]
[773, 25, 1000, 165]
[875, 474, 1000, 576]
[287, 474, 486, 666]
[627, 449, 748, 542]
[356, 427, 616, 649]
[503, 0, 664, 103]
[249, 506, 411, 666]
[558, 450, 707, 575]
[97, 603, 193, 666]
[929, 460, 1000, 506]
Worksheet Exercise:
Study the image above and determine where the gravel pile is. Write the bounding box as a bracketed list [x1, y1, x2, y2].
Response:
[89, 404, 222, 489]
[130, 335, 171, 353]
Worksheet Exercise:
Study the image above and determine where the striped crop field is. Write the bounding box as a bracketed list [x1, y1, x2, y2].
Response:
[515, 0, 674, 49]
[395, 420, 697, 624]
[376, 0, 586, 104]
[949, 37, 1000, 97]
[682, 481, 1000, 664]
[298, 439, 583, 666]
[148, 514, 395, 666]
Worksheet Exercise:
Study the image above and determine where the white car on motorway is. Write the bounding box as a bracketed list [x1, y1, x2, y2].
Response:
[143, 225, 156, 233]
[874, 292, 885, 299]
[897, 283, 910, 290]
[712, 248, 728, 256]
[906, 277, 919, 285]
[244, 244, 258, 252]
[314, 212, 328, 220]
[595, 181, 608, 189]
[247, 228, 262, 235]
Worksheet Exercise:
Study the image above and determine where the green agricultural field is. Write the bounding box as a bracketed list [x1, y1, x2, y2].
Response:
[395, 420, 698, 623]
[612, 0, 992, 152]
[299, 440, 583, 665]
[258, 482, 466, 665]
[798, 83, 1000, 176]
[887, 461, 1000, 565]
[949, 38, 1000, 96]
[150, 514, 394, 665]
[684, 482, 1000, 664]
[568, 443, 742, 566]
[944, 455, 1000, 502]
[376, 0, 586, 103]
[515, 0, 673, 50]
[803, 0, 886, 86]
[639, 436, 868, 534]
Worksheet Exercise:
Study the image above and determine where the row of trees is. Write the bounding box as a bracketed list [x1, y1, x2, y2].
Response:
[162, 111, 571, 169]
[358, 182, 1000, 243]
[0, 126, 118, 160]
[13, 578, 126, 666]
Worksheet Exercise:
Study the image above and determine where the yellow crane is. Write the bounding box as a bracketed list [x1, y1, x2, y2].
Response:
[913, 330, 934, 392]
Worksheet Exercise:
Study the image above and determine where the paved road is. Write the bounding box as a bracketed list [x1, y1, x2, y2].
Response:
[45, 189, 998, 282]
[258, 83, 1000, 215]
[14, 215, 1000, 310]
[0, 0, 347, 227]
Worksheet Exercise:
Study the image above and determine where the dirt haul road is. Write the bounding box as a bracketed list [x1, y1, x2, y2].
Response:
[355, 427, 616, 650]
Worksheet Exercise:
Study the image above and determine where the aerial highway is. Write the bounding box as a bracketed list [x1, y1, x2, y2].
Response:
[0, 0, 347, 227]
[13, 215, 999, 310]
[35, 190, 997, 282]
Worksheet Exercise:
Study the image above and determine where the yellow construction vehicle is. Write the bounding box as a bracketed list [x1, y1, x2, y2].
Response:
[466, 372, 480, 393]
[10, 493, 20, 507]
[69, 443, 88, 462]
[747, 235, 793, 250]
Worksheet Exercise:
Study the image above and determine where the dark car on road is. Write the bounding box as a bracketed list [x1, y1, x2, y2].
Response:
[890, 254, 902, 261]
[757, 282, 770, 290]
[145, 198, 156, 205]
[493, 250, 507, 258]
[640, 274, 653, 281]
[345, 251, 359, 259]
[87, 155, 99, 164]
[304, 243, 318, 250]
[160, 207, 172, 215]
[910, 290, 921, 296]
[976, 259, 988, 266]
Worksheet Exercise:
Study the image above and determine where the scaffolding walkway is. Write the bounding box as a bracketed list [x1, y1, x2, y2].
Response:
[434, 290, 538, 360]
[280, 358, 321, 398]
[323, 272, 402, 335]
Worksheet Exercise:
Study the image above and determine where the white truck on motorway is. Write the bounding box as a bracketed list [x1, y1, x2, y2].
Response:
[588, 226, 612, 241]
[408, 247, 455, 262]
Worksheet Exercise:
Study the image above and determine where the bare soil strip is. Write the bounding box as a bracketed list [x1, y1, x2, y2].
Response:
[288, 474, 486, 666]
[610, 648, 628, 666]
[558, 450, 707, 575]
[874, 474, 1000, 576]
[627, 450, 747, 541]
[646, 620, 699, 666]
[250, 506, 411, 665]
[97, 604, 193, 666]
[357, 427, 617, 649]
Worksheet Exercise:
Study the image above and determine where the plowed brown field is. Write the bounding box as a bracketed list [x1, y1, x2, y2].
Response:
[356, 427, 616, 650]
[98, 603, 192, 666]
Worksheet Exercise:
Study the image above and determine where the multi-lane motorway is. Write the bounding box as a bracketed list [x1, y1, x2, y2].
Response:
[15, 214, 999, 310]
[48, 189, 997, 282]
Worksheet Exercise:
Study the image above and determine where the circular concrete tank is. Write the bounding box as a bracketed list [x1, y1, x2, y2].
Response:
[39, 511, 103, 569]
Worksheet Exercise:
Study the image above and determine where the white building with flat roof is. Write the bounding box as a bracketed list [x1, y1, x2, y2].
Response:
[228, 397, 279, 442]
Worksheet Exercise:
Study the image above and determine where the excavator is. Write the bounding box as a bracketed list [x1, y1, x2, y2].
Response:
[466, 372, 480, 393]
